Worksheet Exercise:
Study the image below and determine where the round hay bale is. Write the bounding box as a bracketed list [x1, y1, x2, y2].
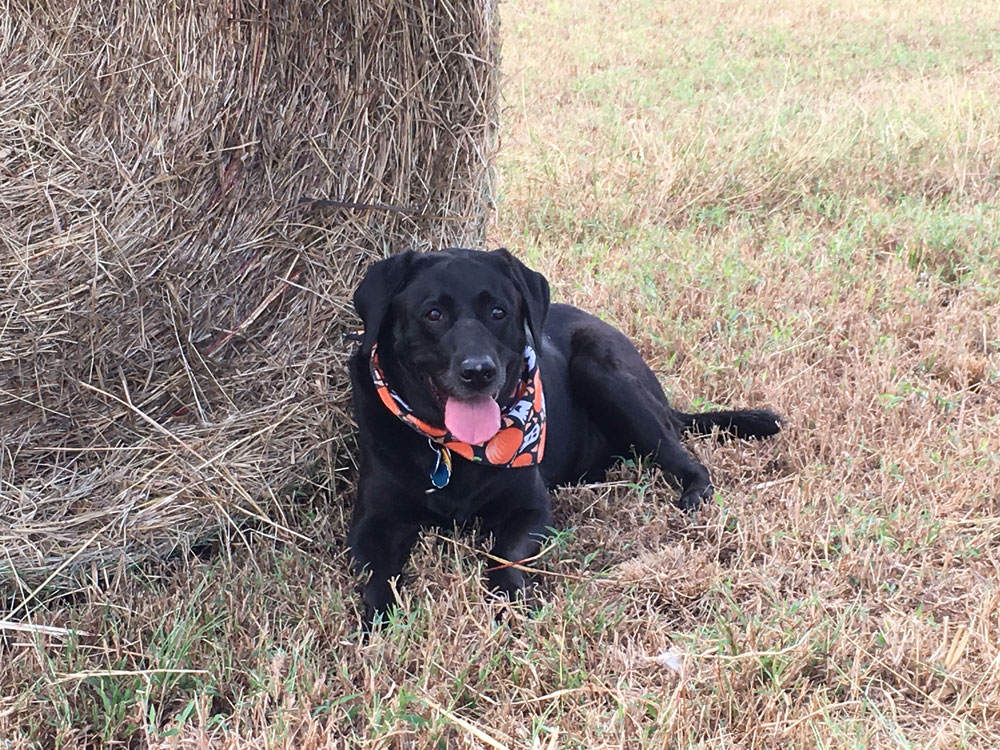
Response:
[0, 0, 499, 585]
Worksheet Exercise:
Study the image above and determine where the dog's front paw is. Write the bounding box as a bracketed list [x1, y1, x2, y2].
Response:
[361, 580, 397, 631]
[677, 482, 714, 512]
[487, 570, 541, 626]
[487, 564, 527, 600]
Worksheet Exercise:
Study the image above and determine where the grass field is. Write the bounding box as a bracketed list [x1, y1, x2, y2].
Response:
[4, 0, 1000, 747]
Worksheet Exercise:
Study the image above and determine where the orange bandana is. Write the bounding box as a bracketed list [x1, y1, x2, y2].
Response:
[369, 344, 546, 484]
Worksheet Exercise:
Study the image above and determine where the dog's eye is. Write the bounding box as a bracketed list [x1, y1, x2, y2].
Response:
[491, 307, 506, 320]
[425, 308, 442, 322]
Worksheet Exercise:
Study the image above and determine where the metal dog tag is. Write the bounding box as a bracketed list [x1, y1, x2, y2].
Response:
[428, 442, 452, 491]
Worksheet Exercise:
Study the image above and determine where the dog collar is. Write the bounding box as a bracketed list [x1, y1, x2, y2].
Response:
[369, 344, 546, 488]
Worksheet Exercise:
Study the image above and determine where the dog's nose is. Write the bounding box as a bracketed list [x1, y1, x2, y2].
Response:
[459, 356, 497, 388]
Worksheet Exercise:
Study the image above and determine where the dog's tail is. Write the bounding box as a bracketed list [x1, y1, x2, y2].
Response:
[678, 409, 783, 439]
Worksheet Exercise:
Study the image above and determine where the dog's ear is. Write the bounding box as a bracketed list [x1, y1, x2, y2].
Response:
[490, 248, 550, 346]
[353, 251, 416, 353]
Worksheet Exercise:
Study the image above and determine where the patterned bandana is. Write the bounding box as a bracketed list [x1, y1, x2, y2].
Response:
[369, 343, 546, 488]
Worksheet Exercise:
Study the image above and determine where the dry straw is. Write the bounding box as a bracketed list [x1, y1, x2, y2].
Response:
[0, 0, 499, 584]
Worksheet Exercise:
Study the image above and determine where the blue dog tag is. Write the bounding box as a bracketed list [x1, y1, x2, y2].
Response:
[428, 442, 452, 490]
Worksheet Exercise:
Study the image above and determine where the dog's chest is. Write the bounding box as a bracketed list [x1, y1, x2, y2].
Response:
[417, 461, 505, 523]
[422, 485, 475, 523]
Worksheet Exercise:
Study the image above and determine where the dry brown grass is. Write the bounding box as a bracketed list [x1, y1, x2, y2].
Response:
[4, 0, 1000, 747]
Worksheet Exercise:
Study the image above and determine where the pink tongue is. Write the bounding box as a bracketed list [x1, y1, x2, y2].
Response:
[444, 396, 501, 444]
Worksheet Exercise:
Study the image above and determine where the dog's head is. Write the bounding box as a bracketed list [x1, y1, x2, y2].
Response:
[353, 248, 550, 443]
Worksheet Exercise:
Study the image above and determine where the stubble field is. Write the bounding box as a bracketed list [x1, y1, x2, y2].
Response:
[3, 0, 1000, 747]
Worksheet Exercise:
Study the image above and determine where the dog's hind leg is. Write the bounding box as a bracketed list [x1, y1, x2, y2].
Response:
[568, 336, 713, 510]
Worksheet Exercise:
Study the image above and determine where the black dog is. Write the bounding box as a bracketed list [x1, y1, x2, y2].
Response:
[348, 247, 780, 624]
